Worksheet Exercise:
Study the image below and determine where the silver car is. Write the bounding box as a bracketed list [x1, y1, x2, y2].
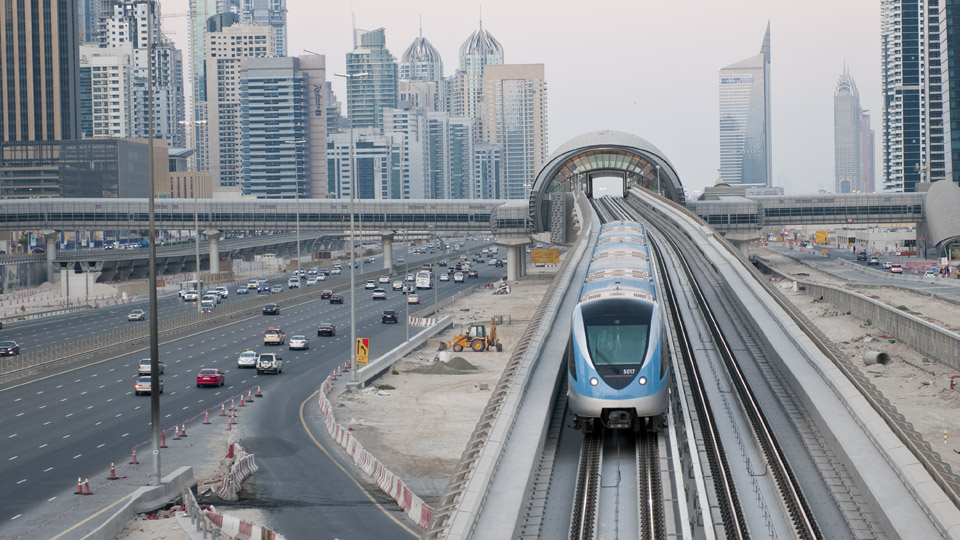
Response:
[237, 350, 258, 368]
[288, 335, 309, 350]
[138, 358, 164, 375]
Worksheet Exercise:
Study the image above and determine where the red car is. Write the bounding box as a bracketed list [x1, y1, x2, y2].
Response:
[196, 368, 225, 387]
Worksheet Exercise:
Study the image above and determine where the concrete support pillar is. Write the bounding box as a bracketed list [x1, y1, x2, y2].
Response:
[381, 231, 395, 274]
[205, 230, 221, 274]
[42, 231, 58, 283]
[496, 235, 530, 282]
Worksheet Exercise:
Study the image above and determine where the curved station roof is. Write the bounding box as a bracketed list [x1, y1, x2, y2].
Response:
[528, 130, 683, 233]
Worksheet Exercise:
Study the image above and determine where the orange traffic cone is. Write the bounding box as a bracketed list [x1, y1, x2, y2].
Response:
[226, 416, 232, 431]
[225, 443, 235, 459]
[239, 396, 245, 407]
[256, 385, 263, 397]
[230, 398, 236, 412]
[173, 426, 181, 440]
[179, 424, 187, 438]
[107, 461, 119, 480]
[129, 447, 139, 464]
[220, 403, 226, 416]
[74, 475, 84, 494]
[203, 410, 211, 424]
[81, 477, 92, 495]
[247, 390, 254, 402]
[160, 430, 168, 448]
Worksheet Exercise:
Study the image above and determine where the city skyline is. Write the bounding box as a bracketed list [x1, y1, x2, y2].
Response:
[159, 0, 882, 197]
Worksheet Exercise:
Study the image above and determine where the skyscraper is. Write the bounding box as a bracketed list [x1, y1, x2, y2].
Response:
[345, 28, 398, 130]
[834, 66, 862, 193]
[861, 110, 876, 192]
[189, 0, 239, 171]
[939, 1, 960, 185]
[239, 55, 327, 199]
[78, 0, 107, 43]
[718, 23, 772, 188]
[479, 64, 548, 200]
[452, 20, 504, 122]
[100, 0, 185, 147]
[882, 0, 926, 191]
[240, 0, 287, 57]
[0, 0, 81, 144]
[400, 27, 443, 82]
[79, 44, 136, 139]
[206, 23, 275, 187]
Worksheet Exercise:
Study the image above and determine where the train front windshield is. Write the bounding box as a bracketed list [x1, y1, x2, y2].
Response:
[582, 299, 652, 366]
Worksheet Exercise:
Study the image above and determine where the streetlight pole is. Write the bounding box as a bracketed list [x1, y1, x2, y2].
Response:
[179, 119, 206, 314]
[145, 5, 161, 486]
[334, 71, 367, 384]
[404, 229, 409, 340]
[282, 140, 307, 279]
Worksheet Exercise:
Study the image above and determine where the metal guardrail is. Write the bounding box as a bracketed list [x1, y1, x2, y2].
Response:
[182, 487, 225, 539]
[0, 305, 93, 324]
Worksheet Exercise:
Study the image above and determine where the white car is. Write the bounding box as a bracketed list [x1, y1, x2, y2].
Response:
[408, 293, 421, 304]
[215, 286, 229, 298]
[378, 275, 391, 284]
[439, 273, 450, 281]
[288, 335, 309, 350]
[372, 288, 387, 300]
[183, 291, 199, 301]
[330, 267, 341, 275]
[128, 309, 146, 321]
[306, 277, 318, 286]
[237, 350, 258, 369]
[138, 358, 164, 375]
[365, 280, 377, 289]
[453, 272, 465, 283]
[392, 280, 404, 290]
[317, 273, 326, 281]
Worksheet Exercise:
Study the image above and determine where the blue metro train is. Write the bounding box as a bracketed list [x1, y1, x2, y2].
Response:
[567, 220, 669, 432]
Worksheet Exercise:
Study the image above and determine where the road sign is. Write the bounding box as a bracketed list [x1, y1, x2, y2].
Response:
[530, 249, 559, 264]
[356, 337, 370, 366]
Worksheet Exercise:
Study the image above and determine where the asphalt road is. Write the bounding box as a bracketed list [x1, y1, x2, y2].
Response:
[0, 240, 499, 538]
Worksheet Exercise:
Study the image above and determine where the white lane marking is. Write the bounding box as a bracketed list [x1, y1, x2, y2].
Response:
[97, 443, 105, 448]
[115, 413, 122, 418]
[7, 434, 16, 438]
[87, 406, 93, 410]
[43, 421, 51, 426]
[106, 398, 113, 402]
[56, 385, 63, 389]
[14, 398, 21, 402]
[134, 405, 141, 410]
[47, 497, 56, 502]
[80, 391, 87, 395]
[8, 456, 17, 461]
[91, 374, 97, 377]
[60, 398, 68, 402]
[99, 385, 106, 389]
[38, 405, 46, 409]
[165, 414, 171, 418]
[95, 421, 102, 426]
[62, 434, 70, 439]
[16, 413, 23, 417]
[38, 444, 47, 449]
[16, 479, 26, 485]
[115, 379, 122, 383]
[10, 514, 21, 520]
[36, 391, 43, 395]
[121, 433, 129, 438]
[65, 413, 73, 418]
[73, 454, 82, 459]
[43, 467, 53, 472]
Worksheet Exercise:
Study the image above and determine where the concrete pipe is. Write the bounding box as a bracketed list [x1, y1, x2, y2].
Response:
[863, 351, 891, 366]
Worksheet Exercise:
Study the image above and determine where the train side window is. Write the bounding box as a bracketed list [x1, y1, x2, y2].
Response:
[566, 340, 576, 380]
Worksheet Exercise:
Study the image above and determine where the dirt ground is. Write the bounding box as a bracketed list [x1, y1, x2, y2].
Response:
[331, 265, 559, 487]
[750, 245, 960, 474]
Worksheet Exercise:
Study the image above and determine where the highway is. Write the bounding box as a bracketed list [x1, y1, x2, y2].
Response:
[0, 240, 497, 538]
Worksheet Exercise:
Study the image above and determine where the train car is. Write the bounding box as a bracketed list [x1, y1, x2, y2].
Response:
[567, 220, 669, 432]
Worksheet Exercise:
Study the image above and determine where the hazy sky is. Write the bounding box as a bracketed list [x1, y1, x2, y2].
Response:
[159, 0, 880, 196]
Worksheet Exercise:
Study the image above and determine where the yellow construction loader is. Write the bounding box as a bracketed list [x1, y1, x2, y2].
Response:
[440, 318, 501, 352]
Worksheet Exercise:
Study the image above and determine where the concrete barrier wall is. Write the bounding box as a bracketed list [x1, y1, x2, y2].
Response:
[802, 281, 960, 370]
[353, 315, 453, 387]
[80, 466, 196, 540]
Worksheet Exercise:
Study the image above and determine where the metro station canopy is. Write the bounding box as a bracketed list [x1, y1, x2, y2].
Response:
[528, 130, 683, 233]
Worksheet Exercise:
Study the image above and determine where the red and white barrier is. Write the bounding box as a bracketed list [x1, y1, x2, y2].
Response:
[203, 510, 283, 540]
[217, 441, 259, 501]
[317, 376, 434, 529]
[407, 317, 437, 328]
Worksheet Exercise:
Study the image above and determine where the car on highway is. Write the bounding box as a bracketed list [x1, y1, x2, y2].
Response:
[868, 257, 880, 266]
[247, 279, 259, 290]
[378, 275, 391, 284]
[258, 285, 271, 294]
[263, 303, 280, 315]
[320, 289, 333, 299]
[365, 280, 377, 289]
[330, 267, 342, 275]
[890, 264, 903, 274]
[256, 353, 282, 374]
[215, 286, 229, 298]
[271, 285, 283, 294]
[367, 256, 376, 263]
[196, 368, 225, 387]
[439, 260, 447, 267]
[289, 335, 309, 350]
[439, 273, 450, 281]
[138, 358, 164, 375]
[408, 293, 421, 304]
[200, 300, 215, 313]
[306, 277, 318, 286]
[393, 280, 404, 290]
[264, 327, 285, 345]
[203, 291, 221, 304]
[317, 323, 336, 336]
[183, 291, 199, 301]
[128, 309, 146, 321]
[468, 270, 479, 278]
[382, 310, 399, 324]
[372, 288, 387, 300]
[288, 277, 300, 289]
[453, 272, 464, 283]
[237, 350, 258, 369]
[406, 273, 415, 282]
[236, 287, 249, 295]
[309, 268, 318, 276]
[882, 262, 893, 270]
[134, 376, 163, 395]
[330, 294, 344, 304]
[924, 269, 938, 278]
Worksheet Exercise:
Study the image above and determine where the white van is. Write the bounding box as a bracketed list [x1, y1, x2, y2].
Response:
[288, 276, 299, 288]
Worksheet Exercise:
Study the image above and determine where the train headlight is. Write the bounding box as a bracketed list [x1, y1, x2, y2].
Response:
[589, 377, 599, 386]
[638, 376, 647, 385]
